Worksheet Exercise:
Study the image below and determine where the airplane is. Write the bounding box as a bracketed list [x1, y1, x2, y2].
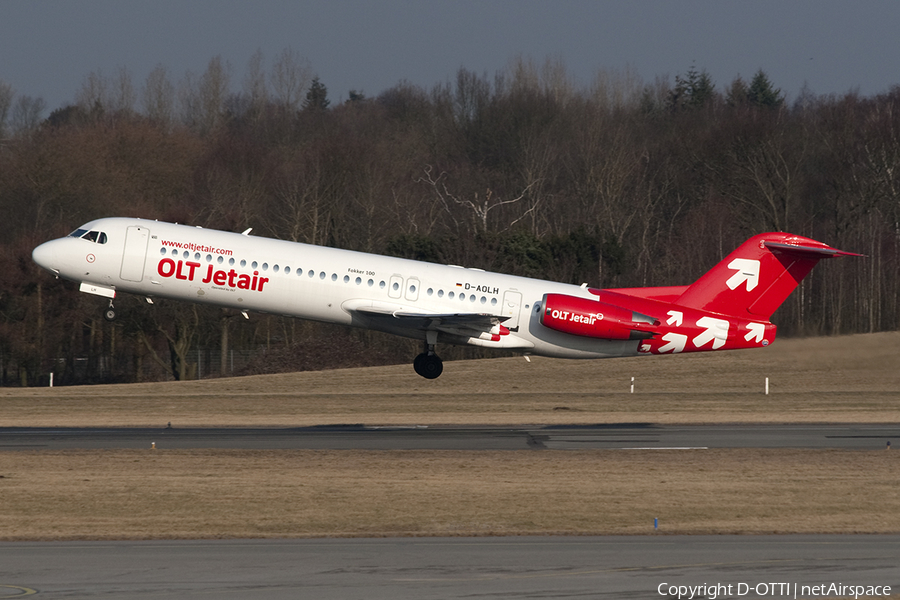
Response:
[32, 217, 860, 379]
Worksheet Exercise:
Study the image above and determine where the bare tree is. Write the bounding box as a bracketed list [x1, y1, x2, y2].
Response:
[418, 166, 540, 236]
[198, 55, 231, 133]
[111, 66, 136, 113]
[0, 80, 14, 140]
[270, 47, 313, 112]
[177, 70, 201, 127]
[590, 64, 644, 111]
[76, 70, 111, 113]
[142, 64, 175, 125]
[243, 48, 268, 118]
[10, 95, 46, 133]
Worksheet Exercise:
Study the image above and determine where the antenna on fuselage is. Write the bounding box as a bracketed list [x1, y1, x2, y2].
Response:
[241, 228, 252, 236]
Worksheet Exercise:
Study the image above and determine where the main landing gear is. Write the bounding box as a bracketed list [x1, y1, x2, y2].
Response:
[413, 333, 443, 379]
[413, 351, 443, 379]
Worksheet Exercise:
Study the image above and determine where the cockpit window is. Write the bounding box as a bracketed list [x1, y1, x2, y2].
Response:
[75, 230, 108, 244]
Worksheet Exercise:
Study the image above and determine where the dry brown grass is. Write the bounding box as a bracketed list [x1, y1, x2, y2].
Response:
[1, 448, 897, 540]
[1, 332, 898, 540]
[2, 332, 899, 427]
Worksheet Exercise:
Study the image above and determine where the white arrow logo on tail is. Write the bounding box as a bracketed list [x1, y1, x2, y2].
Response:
[744, 322, 766, 343]
[657, 332, 687, 353]
[693, 316, 730, 350]
[726, 258, 760, 291]
[666, 310, 683, 326]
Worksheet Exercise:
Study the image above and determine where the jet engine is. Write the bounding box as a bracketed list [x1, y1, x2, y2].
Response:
[540, 293, 658, 340]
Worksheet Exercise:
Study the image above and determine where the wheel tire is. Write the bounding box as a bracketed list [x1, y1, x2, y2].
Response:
[103, 308, 117, 322]
[414, 353, 443, 379]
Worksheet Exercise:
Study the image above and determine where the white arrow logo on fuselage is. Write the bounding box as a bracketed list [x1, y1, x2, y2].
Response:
[666, 310, 683, 327]
[657, 332, 687, 354]
[744, 322, 766, 343]
[726, 258, 760, 291]
[693, 316, 729, 350]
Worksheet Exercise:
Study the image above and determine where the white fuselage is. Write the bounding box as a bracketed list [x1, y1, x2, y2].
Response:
[32, 217, 643, 359]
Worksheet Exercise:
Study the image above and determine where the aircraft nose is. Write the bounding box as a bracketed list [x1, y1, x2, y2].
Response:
[32, 240, 60, 274]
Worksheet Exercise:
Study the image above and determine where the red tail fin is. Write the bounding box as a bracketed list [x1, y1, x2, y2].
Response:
[675, 233, 859, 319]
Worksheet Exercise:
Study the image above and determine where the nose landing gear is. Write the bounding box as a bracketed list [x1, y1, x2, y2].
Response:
[103, 300, 116, 322]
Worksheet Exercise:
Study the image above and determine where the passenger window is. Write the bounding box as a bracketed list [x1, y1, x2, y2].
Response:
[240, 259, 247, 268]
[331, 273, 337, 281]
[438, 290, 444, 298]
[491, 298, 498, 306]
[343, 275, 350, 283]
[217, 256, 224, 264]
[183, 251, 190, 259]
[367, 279, 374, 287]
[172, 249, 178, 257]
[449, 292, 455, 299]
[194, 253, 201, 260]
[206, 254, 212, 262]
[320, 272, 326, 279]
[159, 247, 166, 256]
[379, 281, 386, 289]
[262, 263, 269, 271]
[228, 257, 235, 266]
[355, 277, 361, 285]
[273, 265, 279, 273]
[252, 261, 258, 269]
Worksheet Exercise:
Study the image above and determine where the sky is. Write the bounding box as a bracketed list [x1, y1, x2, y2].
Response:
[2, 0, 899, 113]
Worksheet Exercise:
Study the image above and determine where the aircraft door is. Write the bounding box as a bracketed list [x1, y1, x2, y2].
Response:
[120, 226, 149, 282]
[502, 290, 523, 331]
[388, 275, 403, 299]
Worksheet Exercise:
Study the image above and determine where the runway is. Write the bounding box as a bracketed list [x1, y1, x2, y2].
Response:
[1, 535, 897, 599]
[0, 423, 896, 450]
[3, 425, 896, 598]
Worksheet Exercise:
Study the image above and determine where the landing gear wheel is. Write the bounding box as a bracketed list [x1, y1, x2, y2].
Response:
[103, 304, 117, 322]
[413, 353, 443, 379]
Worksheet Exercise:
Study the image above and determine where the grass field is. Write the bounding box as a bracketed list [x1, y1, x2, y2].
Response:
[1, 448, 897, 540]
[2, 331, 899, 427]
[1, 331, 898, 540]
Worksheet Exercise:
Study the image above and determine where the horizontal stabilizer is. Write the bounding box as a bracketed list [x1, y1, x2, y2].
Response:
[763, 240, 864, 258]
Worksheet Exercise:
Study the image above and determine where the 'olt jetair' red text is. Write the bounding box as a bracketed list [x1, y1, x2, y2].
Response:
[157, 259, 269, 291]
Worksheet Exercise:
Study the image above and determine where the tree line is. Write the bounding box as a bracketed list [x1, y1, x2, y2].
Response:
[1, 54, 897, 385]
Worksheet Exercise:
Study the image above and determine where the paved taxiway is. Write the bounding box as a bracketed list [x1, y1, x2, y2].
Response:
[1, 535, 898, 599]
[0, 423, 896, 451]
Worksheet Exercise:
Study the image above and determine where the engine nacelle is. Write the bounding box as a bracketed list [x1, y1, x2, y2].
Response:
[540, 293, 658, 341]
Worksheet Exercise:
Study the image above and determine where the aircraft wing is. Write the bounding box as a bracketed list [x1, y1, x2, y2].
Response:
[353, 305, 509, 337]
